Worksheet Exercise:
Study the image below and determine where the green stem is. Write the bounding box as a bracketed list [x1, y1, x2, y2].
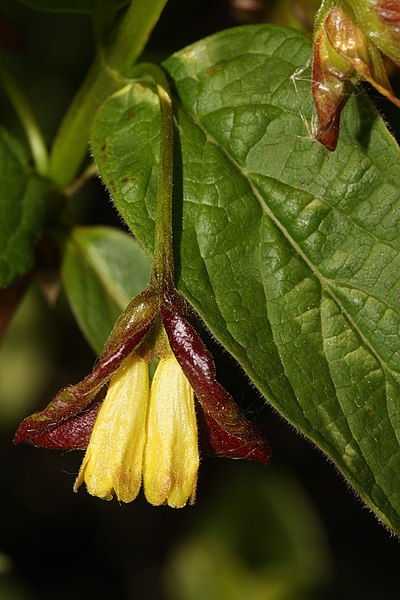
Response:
[48, 0, 169, 188]
[62, 162, 99, 199]
[134, 65, 174, 292]
[313, 0, 334, 35]
[154, 81, 174, 291]
[48, 61, 121, 187]
[107, 0, 169, 74]
[0, 58, 49, 176]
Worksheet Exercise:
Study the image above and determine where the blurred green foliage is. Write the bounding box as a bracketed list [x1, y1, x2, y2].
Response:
[166, 467, 330, 600]
[0, 287, 53, 426]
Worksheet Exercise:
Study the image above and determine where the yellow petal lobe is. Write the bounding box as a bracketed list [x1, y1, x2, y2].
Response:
[143, 354, 199, 508]
[74, 356, 149, 502]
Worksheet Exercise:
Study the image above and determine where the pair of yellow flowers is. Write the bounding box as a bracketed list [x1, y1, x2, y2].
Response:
[15, 290, 270, 503]
[75, 352, 199, 508]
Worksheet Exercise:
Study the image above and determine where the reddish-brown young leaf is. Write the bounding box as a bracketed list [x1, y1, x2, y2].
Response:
[326, 4, 400, 107]
[312, 24, 354, 151]
[346, 0, 400, 65]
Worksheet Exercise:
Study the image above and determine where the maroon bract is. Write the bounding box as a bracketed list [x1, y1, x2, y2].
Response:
[162, 303, 270, 463]
[15, 286, 270, 505]
[14, 289, 158, 448]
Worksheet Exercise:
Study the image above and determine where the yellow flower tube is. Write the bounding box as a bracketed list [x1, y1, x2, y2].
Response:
[143, 354, 199, 508]
[74, 355, 149, 502]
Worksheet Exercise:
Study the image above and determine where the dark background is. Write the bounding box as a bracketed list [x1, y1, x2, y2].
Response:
[0, 1, 399, 599]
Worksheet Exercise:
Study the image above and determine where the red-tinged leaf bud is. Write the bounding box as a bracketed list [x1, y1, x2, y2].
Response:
[343, 0, 400, 66]
[312, 2, 400, 150]
[325, 4, 400, 106]
[161, 304, 270, 464]
[312, 7, 356, 150]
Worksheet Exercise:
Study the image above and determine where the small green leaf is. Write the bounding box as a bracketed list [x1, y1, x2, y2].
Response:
[62, 226, 151, 354]
[90, 25, 400, 533]
[0, 127, 46, 289]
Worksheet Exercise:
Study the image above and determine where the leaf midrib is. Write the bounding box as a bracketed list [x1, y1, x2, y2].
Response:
[190, 107, 399, 518]
[172, 97, 400, 386]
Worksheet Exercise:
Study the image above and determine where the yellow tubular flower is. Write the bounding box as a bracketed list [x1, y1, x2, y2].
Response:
[143, 354, 199, 508]
[74, 356, 149, 502]
[16, 292, 270, 506]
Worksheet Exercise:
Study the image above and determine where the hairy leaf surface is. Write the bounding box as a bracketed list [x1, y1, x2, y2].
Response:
[91, 25, 400, 533]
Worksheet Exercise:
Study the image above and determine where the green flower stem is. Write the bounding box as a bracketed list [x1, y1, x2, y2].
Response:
[153, 76, 174, 292]
[48, 0, 169, 188]
[0, 58, 49, 176]
[134, 64, 175, 292]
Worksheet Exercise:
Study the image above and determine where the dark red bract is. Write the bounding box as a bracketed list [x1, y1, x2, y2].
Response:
[15, 287, 270, 465]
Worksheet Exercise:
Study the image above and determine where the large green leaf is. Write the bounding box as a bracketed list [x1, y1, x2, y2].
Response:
[62, 226, 151, 354]
[0, 127, 46, 288]
[90, 25, 400, 533]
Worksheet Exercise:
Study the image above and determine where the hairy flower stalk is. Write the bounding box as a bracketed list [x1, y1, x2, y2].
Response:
[14, 66, 270, 506]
